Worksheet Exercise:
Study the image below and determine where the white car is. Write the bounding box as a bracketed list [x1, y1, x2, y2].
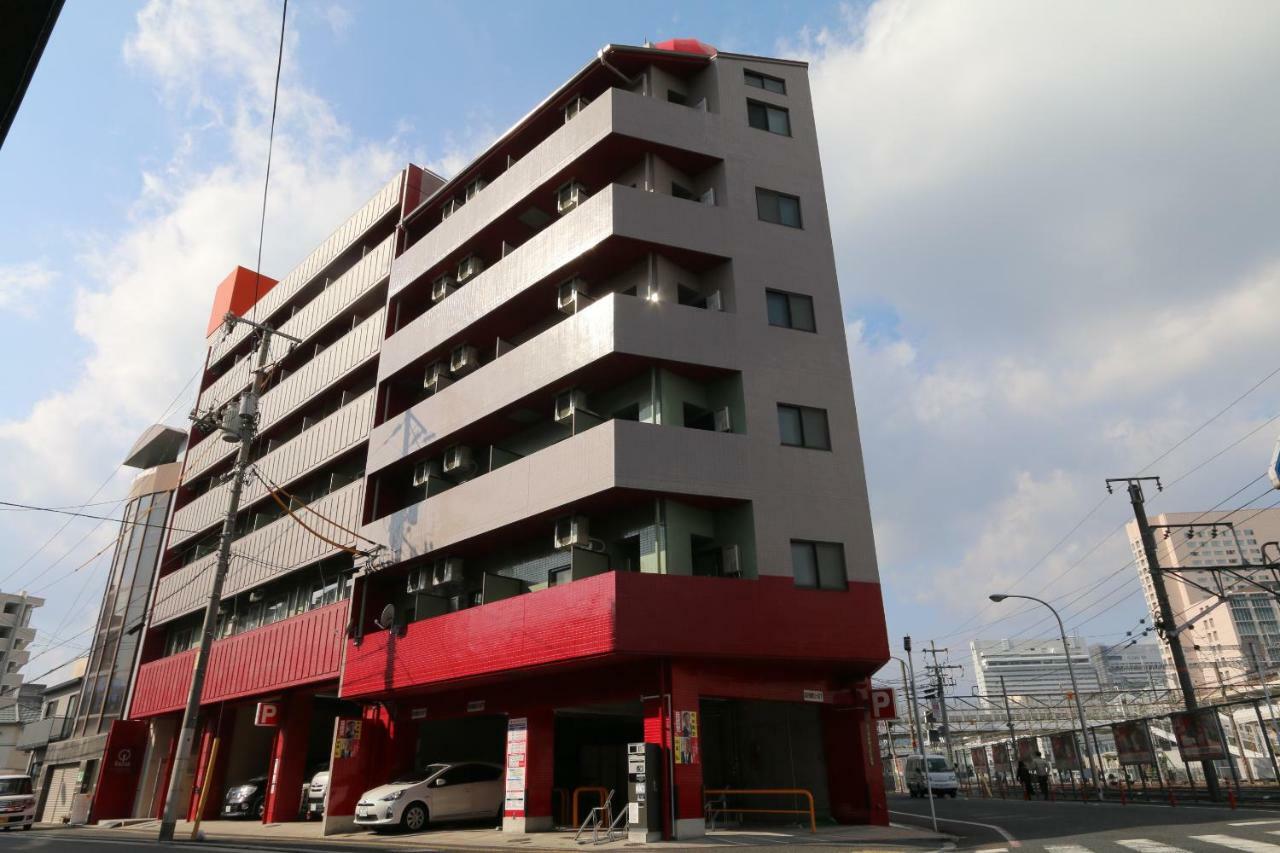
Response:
[904, 754, 960, 798]
[355, 761, 504, 832]
[0, 775, 35, 831]
[304, 770, 329, 819]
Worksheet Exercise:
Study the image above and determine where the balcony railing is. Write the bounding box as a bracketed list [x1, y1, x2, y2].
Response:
[16, 715, 71, 750]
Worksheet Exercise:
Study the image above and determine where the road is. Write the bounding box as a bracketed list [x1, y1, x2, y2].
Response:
[890, 792, 1280, 851]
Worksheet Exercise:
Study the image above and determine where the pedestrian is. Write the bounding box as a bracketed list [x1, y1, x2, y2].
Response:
[1032, 750, 1051, 800]
[1016, 760, 1033, 800]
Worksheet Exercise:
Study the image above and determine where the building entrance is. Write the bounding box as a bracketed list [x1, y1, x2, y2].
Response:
[553, 704, 643, 828]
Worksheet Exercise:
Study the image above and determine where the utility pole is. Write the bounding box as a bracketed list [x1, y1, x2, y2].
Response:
[1000, 675, 1016, 776]
[895, 657, 919, 750]
[904, 636, 937, 833]
[925, 642, 962, 768]
[1108, 475, 1221, 801]
[158, 316, 298, 842]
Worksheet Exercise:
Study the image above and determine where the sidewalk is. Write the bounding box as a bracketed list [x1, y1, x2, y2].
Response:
[55, 817, 951, 851]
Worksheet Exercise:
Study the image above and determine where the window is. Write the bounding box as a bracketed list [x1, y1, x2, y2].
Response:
[766, 290, 816, 332]
[756, 188, 802, 228]
[791, 540, 847, 590]
[667, 89, 688, 106]
[747, 100, 791, 136]
[745, 69, 786, 94]
[671, 182, 697, 201]
[777, 404, 831, 450]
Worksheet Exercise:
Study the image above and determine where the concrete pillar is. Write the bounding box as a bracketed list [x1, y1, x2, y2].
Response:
[503, 707, 554, 833]
[265, 692, 313, 823]
[822, 691, 888, 826]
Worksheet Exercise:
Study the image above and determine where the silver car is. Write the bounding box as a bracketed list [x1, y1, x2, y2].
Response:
[355, 762, 503, 832]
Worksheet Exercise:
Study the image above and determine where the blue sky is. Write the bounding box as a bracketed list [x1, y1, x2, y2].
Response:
[2, 1, 1280, 690]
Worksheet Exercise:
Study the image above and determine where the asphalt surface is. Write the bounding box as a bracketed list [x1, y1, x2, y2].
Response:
[890, 791, 1280, 851]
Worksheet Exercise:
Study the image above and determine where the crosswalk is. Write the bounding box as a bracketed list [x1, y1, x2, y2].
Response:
[1011, 833, 1280, 853]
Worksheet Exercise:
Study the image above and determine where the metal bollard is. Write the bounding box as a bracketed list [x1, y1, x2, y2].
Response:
[1228, 789, 1237, 810]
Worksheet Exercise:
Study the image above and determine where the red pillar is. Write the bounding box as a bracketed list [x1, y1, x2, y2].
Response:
[503, 707, 554, 832]
[822, 696, 888, 826]
[194, 709, 235, 820]
[644, 662, 704, 841]
[264, 693, 314, 823]
[187, 714, 218, 821]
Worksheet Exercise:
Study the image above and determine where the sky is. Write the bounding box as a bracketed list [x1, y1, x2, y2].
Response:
[1, 0, 1279, 692]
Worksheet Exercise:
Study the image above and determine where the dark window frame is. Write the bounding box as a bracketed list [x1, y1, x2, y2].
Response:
[755, 188, 803, 229]
[790, 539, 848, 591]
[777, 403, 831, 450]
[745, 69, 786, 95]
[747, 99, 791, 136]
[766, 289, 816, 332]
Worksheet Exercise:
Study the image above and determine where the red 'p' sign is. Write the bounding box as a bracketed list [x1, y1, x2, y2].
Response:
[255, 701, 281, 727]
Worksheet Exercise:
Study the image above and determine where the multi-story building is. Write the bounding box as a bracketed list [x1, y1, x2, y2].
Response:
[971, 636, 1100, 701]
[117, 39, 889, 840]
[1130, 508, 1280, 695]
[1090, 641, 1167, 692]
[0, 591, 42, 695]
[33, 426, 183, 825]
[16, 657, 85, 819]
[0, 684, 43, 775]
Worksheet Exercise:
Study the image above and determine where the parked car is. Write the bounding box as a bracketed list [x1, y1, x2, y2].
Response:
[354, 761, 503, 832]
[0, 775, 34, 831]
[221, 776, 267, 819]
[303, 769, 329, 819]
[904, 754, 959, 798]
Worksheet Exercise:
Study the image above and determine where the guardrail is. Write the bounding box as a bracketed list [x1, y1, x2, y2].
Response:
[704, 788, 816, 833]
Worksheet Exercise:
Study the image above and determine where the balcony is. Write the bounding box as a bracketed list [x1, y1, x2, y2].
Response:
[16, 715, 71, 750]
[207, 172, 403, 370]
[170, 389, 376, 550]
[131, 600, 348, 718]
[341, 571, 889, 700]
[363, 418, 750, 567]
[183, 308, 384, 484]
[369, 292, 739, 477]
[152, 479, 364, 625]
[391, 87, 723, 301]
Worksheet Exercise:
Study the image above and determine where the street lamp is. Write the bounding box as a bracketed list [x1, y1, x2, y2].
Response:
[988, 593, 1103, 799]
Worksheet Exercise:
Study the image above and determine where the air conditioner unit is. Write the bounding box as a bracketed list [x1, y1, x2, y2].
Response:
[407, 566, 430, 594]
[556, 277, 588, 315]
[464, 177, 488, 201]
[423, 361, 452, 394]
[450, 345, 480, 375]
[705, 290, 723, 311]
[431, 274, 457, 303]
[441, 197, 464, 222]
[412, 458, 443, 487]
[432, 557, 463, 586]
[456, 254, 485, 283]
[714, 407, 732, 433]
[442, 445, 473, 473]
[554, 514, 589, 549]
[722, 544, 742, 578]
[554, 389, 587, 424]
[563, 95, 589, 122]
[556, 181, 588, 214]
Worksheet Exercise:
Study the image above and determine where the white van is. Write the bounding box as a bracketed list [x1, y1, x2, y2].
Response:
[0, 775, 35, 830]
[904, 754, 959, 798]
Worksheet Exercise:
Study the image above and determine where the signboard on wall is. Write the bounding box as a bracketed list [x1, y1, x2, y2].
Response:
[1049, 733, 1082, 772]
[674, 710, 700, 765]
[255, 702, 281, 727]
[333, 720, 362, 759]
[1112, 719, 1157, 766]
[992, 742, 1010, 769]
[970, 746, 989, 772]
[1171, 709, 1227, 761]
[1016, 737, 1036, 763]
[504, 717, 528, 817]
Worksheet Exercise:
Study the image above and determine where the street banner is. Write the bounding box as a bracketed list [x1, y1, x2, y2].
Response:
[1049, 733, 1082, 772]
[1112, 719, 1157, 765]
[992, 742, 1010, 769]
[970, 746, 989, 771]
[1171, 708, 1228, 761]
[1016, 736, 1036, 763]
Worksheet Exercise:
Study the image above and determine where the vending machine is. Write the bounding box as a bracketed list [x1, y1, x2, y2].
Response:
[626, 742, 662, 842]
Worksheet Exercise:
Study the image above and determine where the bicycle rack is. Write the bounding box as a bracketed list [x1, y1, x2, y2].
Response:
[574, 789, 625, 844]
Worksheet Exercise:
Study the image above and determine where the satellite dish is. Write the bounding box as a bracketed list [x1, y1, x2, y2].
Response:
[375, 604, 395, 631]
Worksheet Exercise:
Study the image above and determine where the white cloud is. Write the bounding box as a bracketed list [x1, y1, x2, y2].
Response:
[812, 1, 1280, 653]
[0, 261, 56, 316]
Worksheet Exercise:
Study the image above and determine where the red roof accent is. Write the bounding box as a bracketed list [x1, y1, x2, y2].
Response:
[652, 38, 717, 57]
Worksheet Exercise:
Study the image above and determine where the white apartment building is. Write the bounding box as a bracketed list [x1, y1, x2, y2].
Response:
[1130, 508, 1280, 695]
[0, 592, 42, 695]
[1090, 641, 1167, 692]
[971, 636, 1100, 702]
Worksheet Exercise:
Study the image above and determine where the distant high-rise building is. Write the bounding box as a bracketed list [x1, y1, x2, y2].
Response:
[971, 636, 1100, 701]
[1130, 508, 1280, 695]
[0, 591, 42, 695]
[1090, 641, 1167, 692]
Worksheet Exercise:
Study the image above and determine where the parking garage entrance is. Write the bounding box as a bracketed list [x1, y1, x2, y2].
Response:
[553, 704, 644, 828]
[411, 714, 508, 771]
[700, 698, 832, 827]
